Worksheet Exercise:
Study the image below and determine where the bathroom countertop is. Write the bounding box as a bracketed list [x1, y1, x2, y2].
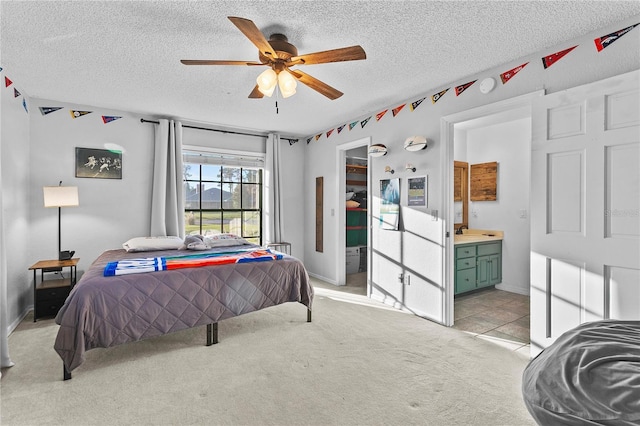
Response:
[454, 229, 503, 245]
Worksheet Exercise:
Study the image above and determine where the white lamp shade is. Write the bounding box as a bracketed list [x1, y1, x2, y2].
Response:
[404, 135, 428, 151]
[43, 186, 79, 208]
[256, 68, 277, 97]
[278, 71, 297, 98]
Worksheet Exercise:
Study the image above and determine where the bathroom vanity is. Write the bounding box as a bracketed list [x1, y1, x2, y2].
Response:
[454, 230, 503, 295]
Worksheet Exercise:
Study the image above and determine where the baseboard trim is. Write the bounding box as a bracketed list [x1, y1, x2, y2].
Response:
[307, 272, 340, 286]
[8, 306, 31, 335]
[495, 283, 530, 296]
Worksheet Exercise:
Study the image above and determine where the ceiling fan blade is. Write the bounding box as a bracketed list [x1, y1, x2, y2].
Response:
[248, 85, 264, 99]
[228, 16, 278, 59]
[181, 60, 263, 66]
[289, 69, 343, 100]
[288, 45, 366, 65]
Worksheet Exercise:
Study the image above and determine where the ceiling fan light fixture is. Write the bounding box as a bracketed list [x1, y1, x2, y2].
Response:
[257, 68, 277, 96]
[278, 70, 297, 98]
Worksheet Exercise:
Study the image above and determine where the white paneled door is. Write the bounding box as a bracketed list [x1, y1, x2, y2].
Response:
[530, 70, 640, 356]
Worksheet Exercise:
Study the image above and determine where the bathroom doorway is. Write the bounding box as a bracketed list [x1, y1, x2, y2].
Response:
[442, 91, 543, 346]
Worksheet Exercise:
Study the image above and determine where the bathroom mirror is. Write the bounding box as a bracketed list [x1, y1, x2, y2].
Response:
[454, 161, 468, 230]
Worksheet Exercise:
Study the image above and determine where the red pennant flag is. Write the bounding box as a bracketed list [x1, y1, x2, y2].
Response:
[392, 104, 406, 117]
[360, 116, 371, 128]
[349, 121, 358, 130]
[542, 45, 577, 69]
[102, 115, 122, 124]
[410, 97, 426, 111]
[315, 134, 321, 141]
[455, 80, 477, 96]
[431, 88, 450, 104]
[70, 110, 92, 119]
[326, 129, 335, 138]
[500, 62, 528, 84]
[595, 23, 639, 52]
[376, 109, 388, 121]
[14, 88, 21, 98]
[337, 124, 346, 133]
[5, 76, 12, 87]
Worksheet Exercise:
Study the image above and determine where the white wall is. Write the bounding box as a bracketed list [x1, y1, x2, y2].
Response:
[1, 80, 31, 329]
[28, 99, 155, 277]
[303, 15, 640, 320]
[465, 118, 531, 295]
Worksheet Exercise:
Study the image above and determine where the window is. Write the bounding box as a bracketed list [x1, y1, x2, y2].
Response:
[183, 157, 263, 245]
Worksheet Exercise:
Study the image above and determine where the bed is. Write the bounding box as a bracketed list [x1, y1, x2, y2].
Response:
[522, 320, 640, 425]
[54, 241, 313, 380]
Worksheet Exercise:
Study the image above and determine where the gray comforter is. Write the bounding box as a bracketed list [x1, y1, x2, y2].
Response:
[54, 246, 313, 372]
[522, 320, 640, 425]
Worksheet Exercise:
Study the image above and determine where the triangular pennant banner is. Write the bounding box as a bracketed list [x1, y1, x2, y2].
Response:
[0, 67, 3, 72]
[315, 134, 322, 141]
[360, 116, 371, 128]
[410, 97, 426, 111]
[431, 88, 450, 104]
[5, 76, 12, 87]
[306, 137, 312, 144]
[392, 104, 406, 116]
[326, 129, 335, 138]
[542, 45, 577, 69]
[39, 107, 64, 115]
[376, 109, 388, 121]
[70, 110, 92, 119]
[102, 115, 122, 124]
[22, 98, 28, 113]
[337, 124, 346, 134]
[349, 121, 358, 130]
[14, 88, 21, 98]
[595, 23, 639, 52]
[500, 62, 528, 84]
[455, 80, 477, 96]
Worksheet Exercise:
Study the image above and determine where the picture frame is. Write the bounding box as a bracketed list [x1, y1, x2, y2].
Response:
[408, 176, 427, 207]
[75, 147, 122, 179]
[380, 178, 400, 230]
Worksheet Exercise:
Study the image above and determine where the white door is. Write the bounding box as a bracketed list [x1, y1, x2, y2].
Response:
[530, 70, 640, 356]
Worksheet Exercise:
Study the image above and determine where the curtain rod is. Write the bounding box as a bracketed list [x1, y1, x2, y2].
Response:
[140, 118, 299, 144]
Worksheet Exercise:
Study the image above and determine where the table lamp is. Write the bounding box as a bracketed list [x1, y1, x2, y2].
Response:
[43, 182, 79, 260]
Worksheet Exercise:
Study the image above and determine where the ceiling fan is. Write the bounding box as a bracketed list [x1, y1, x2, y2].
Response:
[180, 16, 366, 100]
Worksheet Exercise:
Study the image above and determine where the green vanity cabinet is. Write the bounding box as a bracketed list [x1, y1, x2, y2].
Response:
[455, 240, 502, 295]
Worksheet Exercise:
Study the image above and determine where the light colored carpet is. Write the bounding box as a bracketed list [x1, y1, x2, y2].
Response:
[1, 278, 535, 425]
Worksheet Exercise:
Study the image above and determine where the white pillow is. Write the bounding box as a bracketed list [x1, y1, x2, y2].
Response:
[122, 236, 184, 252]
[203, 233, 250, 248]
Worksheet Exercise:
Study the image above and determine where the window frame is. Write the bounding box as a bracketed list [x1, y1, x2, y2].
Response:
[183, 161, 263, 245]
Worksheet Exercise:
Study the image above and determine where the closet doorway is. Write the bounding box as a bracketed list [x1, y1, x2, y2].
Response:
[336, 137, 371, 295]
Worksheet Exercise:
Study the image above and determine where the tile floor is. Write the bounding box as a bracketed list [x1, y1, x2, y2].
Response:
[344, 273, 530, 351]
[453, 287, 530, 349]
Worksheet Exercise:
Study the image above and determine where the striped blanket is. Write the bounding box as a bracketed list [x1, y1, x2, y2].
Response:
[104, 248, 283, 277]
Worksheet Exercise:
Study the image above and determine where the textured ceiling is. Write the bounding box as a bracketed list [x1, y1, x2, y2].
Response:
[2, 1, 640, 138]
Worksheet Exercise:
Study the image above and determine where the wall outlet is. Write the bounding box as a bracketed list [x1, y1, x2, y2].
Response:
[519, 209, 527, 219]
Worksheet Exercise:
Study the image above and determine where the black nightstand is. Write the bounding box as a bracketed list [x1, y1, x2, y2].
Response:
[29, 258, 79, 321]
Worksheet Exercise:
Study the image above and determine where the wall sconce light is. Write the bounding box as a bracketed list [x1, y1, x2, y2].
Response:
[368, 144, 388, 157]
[384, 166, 395, 174]
[404, 135, 428, 152]
[406, 163, 416, 172]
